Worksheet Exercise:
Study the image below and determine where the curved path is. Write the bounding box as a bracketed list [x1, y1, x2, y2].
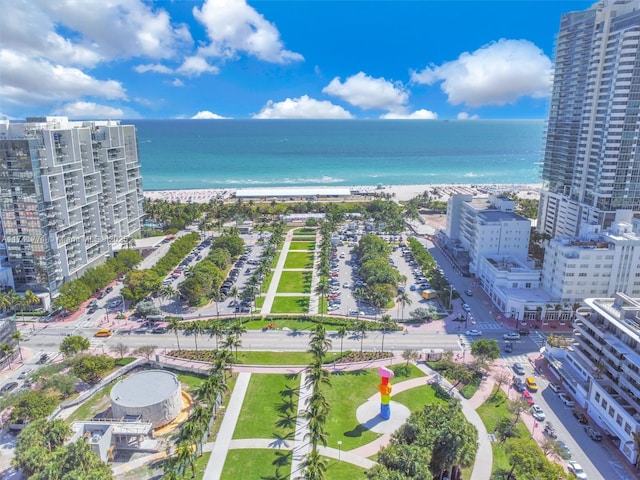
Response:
[200, 355, 492, 480]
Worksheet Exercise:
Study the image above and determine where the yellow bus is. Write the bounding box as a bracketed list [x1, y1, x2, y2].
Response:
[95, 329, 112, 337]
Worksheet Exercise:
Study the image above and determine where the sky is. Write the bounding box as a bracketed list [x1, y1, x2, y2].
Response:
[0, 0, 595, 121]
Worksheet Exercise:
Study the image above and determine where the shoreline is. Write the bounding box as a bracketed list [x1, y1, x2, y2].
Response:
[143, 183, 542, 203]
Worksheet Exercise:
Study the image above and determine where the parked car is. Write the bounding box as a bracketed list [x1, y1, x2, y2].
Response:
[526, 376, 538, 392]
[558, 441, 572, 459]
[522, 390, 535, 405]
[512, 363, 525, 375]
[0, 382, 18, 395]
[530, 404, 545, 421]
[567, 461, 587, 479]
[572, 409, 588, 424]
[548, 382, 562, 393]
[464, 289, 473, 296]
[584, 425, 602, 441]
[18, 368, 33, 379]
[151, 326, 167, 334]
[558, 392, 575, 407]
[503, 332, 521, 340]
[465, 329, 482, 336]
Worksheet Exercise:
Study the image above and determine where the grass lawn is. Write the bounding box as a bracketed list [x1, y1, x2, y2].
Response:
[262, 269, 275, 293]
[277, 270, 313, 292]
[288, 241, 316, 251]
[283, 251, 315, 269]
[255, 296, 265, 308]
[476, 387, 532, 474]
[243, 318, 317, 331]
[291, 235, 316, 241]
[271, 296, 310, 313]
[325, 369, 382, 450]
[325, 458, 367, 479]
[295, 228, 317, 234]
[235, 351, 314, 365]
[459, 372, 483, 399]
[391, 384, 446, 412]
[221, 449, 291, 480]
[233, 373, 300, 440]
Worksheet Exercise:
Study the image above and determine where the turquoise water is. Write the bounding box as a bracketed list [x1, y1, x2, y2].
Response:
[131, 119, 545, 190]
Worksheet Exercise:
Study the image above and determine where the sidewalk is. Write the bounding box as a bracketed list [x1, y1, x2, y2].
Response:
[290, 372, 311, 480]
[260, 229, 294, 315]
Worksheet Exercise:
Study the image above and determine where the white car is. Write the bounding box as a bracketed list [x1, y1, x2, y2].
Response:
[503, 332, 521, 340]
[462, 303, 471, 312]
[567, 461, 587, 479]
[558, 392, 575, 407]
[530, 404, 545, 421]
[465, 329, 482, 336]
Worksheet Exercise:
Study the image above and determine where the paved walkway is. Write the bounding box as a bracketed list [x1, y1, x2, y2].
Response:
[260, 229, 294, 315]
[202, 372, 251, 480]
[290, 372, 311, 480]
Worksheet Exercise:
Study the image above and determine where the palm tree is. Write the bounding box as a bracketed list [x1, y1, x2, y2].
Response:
[379, 314, 396, 354]
[159, 285, 177, 310]
[167, 317, 182, 352]
[186, 322, 205, 351]
[229, 286, 239, 319]
[397, 291, 412, 322]
[301, 449, 328, 480]
[336, 325, 347, 357]
[354, 320, 367, 354]
[206, 321, 225, 349]
[11, 331, 24, 361]
[24, 290, 40, 310]
[314, 278, 330, 321]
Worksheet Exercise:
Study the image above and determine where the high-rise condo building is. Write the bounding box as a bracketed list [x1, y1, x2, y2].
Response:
[0, 117, 144, 298]
[538, 0, 640, 238]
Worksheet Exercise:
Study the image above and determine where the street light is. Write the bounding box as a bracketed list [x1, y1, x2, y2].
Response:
[337, 441, 342, 462]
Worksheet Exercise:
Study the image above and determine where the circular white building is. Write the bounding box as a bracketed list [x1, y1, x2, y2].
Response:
[110, 370, 182, 428]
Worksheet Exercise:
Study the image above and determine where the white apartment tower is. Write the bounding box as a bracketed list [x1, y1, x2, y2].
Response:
[0, 117, 144, 294]
[538, 0, 640, 238]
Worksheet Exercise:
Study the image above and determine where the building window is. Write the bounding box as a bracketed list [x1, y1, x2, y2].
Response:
[625, 423, 632, 434]
[609, 406, 615, 417]
[602, 399, 608, 409]
[616, 414, 623, 426]
[595, 392, 601, 402]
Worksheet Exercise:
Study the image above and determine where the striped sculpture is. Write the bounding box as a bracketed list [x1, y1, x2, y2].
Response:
[378, 366, 394, 420]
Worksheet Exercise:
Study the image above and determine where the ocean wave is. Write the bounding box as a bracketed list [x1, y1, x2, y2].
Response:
[216, 175, 345, 185]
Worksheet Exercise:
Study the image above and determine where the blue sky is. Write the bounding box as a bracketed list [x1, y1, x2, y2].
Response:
[0, 0, 594, 120]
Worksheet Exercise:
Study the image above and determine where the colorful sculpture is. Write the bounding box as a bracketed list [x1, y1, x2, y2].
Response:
[378, 366, 395, 420]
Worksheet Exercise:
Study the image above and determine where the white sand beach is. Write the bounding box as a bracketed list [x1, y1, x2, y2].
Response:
[144, 183, 542, 204]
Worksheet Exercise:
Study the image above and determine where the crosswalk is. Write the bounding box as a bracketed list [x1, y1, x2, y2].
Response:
[501, 353, 533, 364]
[475, 322, 502, 330]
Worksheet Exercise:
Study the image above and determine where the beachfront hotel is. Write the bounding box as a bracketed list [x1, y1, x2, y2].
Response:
[538, 0, 640, 239]
[0, 117, 144, 303]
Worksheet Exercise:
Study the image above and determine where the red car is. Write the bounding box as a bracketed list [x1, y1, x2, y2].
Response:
[522, 390, 535, 405]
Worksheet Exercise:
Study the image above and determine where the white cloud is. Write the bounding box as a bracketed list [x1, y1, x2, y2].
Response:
[381, 109, 438, 120]
[53, 101, 125, 119]
[411, 39, 552, 107]
[34, 0, 192, 60]
[177, 56, 220, 77]
[193, 0, 303, 64]
[192, 110, 228, 119]
[171, 78, 185, 87]
[134, 64, 174, 74]
[253, 95, 353, 119]
[0, 49, 127, 108]
[457, 112, 479, 120]
[323, 72, 409, 112]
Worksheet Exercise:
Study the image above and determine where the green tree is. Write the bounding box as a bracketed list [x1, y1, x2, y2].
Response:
[336, 325, 347, 357]
[470, 339, 500, 363]
[167, 317, 182, 352]
[71, 354, 115, 384]
[11, 330, 24, 361]
[185, 321, 206, 351]
[59, 335, 90, 357]
[13, 419, 71, 477]
[9, 390, 59, 423]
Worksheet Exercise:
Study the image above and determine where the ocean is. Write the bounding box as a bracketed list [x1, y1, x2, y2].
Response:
[131, 119, 546, 191]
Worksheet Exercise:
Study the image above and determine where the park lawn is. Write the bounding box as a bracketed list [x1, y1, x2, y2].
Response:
[325, 457, 367, 479]
[288, 241, 316, 251]
[291, 235, 316, 241]
[261, 269, 275, 293]
[295, 227, 317, 234]
[459, 372, 483, 399]
[391, 384, 446, 413]
[221, 449, 291, 480]
[271, 296, 310, 313]
[476, 387, 532, 474]
[235, 351, 314, 365]
[277, 270, 313, 293]
[233, 373, 300, 440]
[389, 363, 428, 381]
[283, 251, 315, 269]
[325, 369, 382, 451]
[255, 296, 265, 308]
[243, 319, 317, 331]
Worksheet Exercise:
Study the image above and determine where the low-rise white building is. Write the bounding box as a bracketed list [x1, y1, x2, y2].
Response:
[445, 194, 531, 273]
[542, 215, 640, 305]
[567, 293, 640, 464]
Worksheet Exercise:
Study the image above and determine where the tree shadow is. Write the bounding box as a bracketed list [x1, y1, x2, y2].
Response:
[269, 432, 294, 449]
[285, 373, 300, 381]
